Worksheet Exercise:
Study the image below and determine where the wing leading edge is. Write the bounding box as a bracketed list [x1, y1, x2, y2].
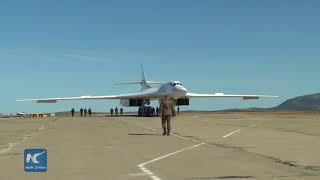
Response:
[16, 90, 159, 103]
[185, 93, 278, 100]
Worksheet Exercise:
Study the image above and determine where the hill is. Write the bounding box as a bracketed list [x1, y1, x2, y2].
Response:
[275, 93, 320, 111]
[218, 93, 320, 112]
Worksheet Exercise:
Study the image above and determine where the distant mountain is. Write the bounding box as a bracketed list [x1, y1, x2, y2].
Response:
[218, 93, 320, 112]
[275, 93, 320, 111]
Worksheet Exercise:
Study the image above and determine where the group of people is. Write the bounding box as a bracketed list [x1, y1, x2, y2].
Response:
[138, 106, 159, 117]
[110, 107, 124, 116]
[71, 108, 92, 117]
[138, 106, 180, 117]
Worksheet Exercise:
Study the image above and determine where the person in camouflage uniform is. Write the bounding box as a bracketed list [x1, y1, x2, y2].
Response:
[159, 98, 176, 136]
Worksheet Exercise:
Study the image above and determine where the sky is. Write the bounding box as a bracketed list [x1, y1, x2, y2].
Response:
[0, 0, 320, 114]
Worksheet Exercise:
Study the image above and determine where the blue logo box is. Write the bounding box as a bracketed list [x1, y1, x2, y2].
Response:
[24, 149, 47, 172]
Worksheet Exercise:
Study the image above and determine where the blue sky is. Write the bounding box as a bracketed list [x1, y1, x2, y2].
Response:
[1, 0, 319, 114]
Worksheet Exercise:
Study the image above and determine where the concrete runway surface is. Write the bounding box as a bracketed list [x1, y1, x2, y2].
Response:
[0, 112, 320, 180]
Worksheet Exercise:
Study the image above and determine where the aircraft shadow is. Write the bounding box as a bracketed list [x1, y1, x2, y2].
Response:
[128, 133, 160, 136]
[105, 115, 159, 117]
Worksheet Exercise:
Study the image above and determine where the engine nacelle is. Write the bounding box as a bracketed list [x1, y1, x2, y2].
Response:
[120, 99, 150, 107]
[175, 98, 189, 106]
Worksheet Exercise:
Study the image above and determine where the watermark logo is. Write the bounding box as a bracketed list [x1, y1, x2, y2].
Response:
[24, 149, 47, 172]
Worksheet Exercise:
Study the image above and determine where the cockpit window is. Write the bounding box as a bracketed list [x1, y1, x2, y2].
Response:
[171, 82, 183, 86]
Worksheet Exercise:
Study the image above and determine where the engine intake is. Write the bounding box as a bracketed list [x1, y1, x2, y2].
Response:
[120, 99, 149, 107]
[176, 98, 189, 106]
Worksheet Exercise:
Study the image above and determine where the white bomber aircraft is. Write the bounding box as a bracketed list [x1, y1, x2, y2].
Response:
[17, 65, 277, 106]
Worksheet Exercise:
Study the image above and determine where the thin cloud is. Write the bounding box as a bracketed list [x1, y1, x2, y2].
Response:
[0, 48, 112, 65]
[59, 53, 112, 64]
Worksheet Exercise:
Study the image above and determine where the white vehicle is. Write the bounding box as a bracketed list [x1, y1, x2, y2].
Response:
[16, 112, 26, 117]
[17, 65, 277, 106]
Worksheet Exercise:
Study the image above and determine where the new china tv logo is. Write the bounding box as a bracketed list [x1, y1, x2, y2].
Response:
[24, 149, 47, 172]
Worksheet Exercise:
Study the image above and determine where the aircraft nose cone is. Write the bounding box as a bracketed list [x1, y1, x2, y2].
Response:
[176, 86, 187, 94]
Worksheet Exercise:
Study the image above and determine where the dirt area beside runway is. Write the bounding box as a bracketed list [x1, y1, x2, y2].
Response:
[0, 112, 320, 180]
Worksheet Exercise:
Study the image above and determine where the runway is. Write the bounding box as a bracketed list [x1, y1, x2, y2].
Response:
[0, 112, 320, 179]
